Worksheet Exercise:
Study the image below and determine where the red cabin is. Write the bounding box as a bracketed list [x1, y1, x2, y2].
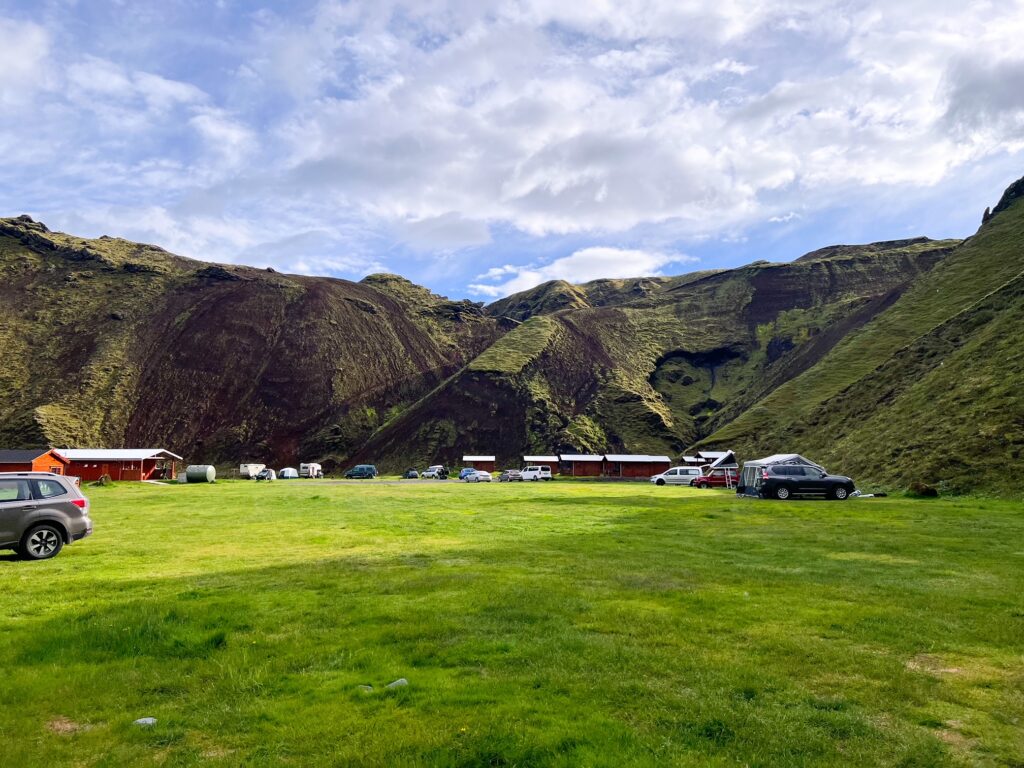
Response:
[55, 449, 182, 482]
[603, 455, 672, 478]
[559, 454, 604, 476]
[462, 455, 496, 473]
[0, 449, 69, 475]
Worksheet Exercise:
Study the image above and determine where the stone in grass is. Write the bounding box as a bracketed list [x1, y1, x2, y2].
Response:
[357, 685, 374, 693]
[385, 678, 409, 689]
[133, 717, 157, 727]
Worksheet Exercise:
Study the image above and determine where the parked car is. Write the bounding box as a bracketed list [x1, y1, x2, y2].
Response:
[279, 467, 299, 479]
[691, 468, 739, 489]
[758, 464, 856, 500]
[422, 465, 449, 479]
[344, 465, 378, 479]
[463, 470, 492, 483]
[255, 468, 277, 481]
[0, 472, 93, 560]
[499, 469, 524, 482]
[402, 468, 419, 479]
[650, 466, 702, 486]
[520, 465, 552, 481]
[458, 467, 477, 480]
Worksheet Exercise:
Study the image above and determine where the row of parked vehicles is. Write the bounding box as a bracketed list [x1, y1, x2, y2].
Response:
[651, 455, 857, 500]
[397, 465, 555, 482]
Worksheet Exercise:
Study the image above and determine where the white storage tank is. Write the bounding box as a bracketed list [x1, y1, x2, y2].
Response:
[185, 465, 216, 483]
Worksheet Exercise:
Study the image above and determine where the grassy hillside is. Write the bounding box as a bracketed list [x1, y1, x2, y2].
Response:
[357, 240, 953, 468]
[700, 178, 1024, 493]
[0, 217, 502, 466]
[2, 482, 1022, 765]
[3, 170, 1021, 494]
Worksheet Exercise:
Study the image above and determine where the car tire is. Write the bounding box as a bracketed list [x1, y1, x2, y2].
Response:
[21, 524, 64, 561]
[774, 485, 791, 501]
[698, 482, 709, 489]
[830, 485, 850, 501]
[656, 478, 665, 486]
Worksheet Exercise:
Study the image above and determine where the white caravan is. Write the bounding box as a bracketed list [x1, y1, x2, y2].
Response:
[239, 463, 266, 479]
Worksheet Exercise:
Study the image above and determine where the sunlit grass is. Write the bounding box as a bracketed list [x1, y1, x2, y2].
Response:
[0, 481, 1021, 766]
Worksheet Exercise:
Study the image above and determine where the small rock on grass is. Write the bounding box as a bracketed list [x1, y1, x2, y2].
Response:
[386, 678, 408, 689]
[357, 685, 374, 693]
[133, 717, 157, 727]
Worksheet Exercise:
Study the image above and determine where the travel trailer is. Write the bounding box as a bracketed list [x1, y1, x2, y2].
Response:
[239, 463, 266, 479]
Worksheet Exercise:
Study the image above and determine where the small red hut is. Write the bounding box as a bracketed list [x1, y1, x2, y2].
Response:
[56, 449, 182, 482]
[0, 449, 69, 475]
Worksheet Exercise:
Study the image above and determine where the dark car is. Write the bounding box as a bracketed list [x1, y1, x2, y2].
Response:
[458, 467, 476, 480]
[0, 472, 93, 560]
[498, 469, 523, 482]
[759, 464, 855, 500]
[344, 464, 378, 479]
[402, 468, 419, 479]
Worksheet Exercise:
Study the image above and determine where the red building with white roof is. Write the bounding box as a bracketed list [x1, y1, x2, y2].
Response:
[56, 449, 182, 482]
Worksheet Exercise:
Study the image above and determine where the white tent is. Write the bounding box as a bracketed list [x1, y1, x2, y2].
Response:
[279, 467, 299, 479]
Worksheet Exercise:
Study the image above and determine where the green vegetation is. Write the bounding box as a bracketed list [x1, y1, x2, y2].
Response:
[468, 315, 559, 374]
[702, 183, 1024, 494]
[1, 481, 1021, 766]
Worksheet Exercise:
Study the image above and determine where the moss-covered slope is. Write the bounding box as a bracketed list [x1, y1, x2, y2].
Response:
[355, 239, 954, 469]
[698, 182, 1024, 494]
[0, 216, 501, 465]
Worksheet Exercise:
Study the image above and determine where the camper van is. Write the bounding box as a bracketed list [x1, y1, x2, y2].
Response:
[239, 463, 265, 479]
[299, 463, 323, 479]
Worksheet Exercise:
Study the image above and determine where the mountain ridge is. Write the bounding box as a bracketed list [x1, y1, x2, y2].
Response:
[2, 173, 1021, 494]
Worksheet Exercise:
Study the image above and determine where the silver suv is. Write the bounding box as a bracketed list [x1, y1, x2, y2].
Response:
[0, 473, 94, 560]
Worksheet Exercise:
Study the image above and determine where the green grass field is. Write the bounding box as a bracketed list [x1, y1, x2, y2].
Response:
[1, 481, 1022, 766]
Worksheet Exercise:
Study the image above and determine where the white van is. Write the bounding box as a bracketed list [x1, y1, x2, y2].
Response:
[650, 466, 701, 486]
[521, 465, 552, 481]
[299, 463, 323, 479]
[239, 463, 265, 479]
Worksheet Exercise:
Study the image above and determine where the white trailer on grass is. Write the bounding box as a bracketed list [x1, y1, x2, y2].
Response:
[239, 463, 266, 479]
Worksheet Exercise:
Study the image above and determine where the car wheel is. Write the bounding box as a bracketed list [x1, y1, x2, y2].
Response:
[830, 485, 850, 500]
[656, 478, 665, 486]
[774, 485, 791, 501]
[698, 482, 709, 489]
[21, 524, 64, 561]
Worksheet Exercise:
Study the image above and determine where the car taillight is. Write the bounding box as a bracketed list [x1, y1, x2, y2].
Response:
[761, 470, 770, 480]
[71, 498, 88, 509]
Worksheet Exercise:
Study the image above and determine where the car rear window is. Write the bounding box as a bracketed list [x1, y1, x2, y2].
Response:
[0, 479, 31, 502]
[33, 479, 68, 499]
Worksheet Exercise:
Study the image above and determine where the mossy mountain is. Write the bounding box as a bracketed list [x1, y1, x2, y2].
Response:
[2, 174, 1021, 493]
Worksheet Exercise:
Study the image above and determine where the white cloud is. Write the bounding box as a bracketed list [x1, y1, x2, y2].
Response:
[0, 17, 52, 106]
[4, 1, 1024, 296]
[190, 109, 257, 170]
[469, 246, 697, 297]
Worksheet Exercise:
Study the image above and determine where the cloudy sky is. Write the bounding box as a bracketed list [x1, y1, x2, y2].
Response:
[1, 1, 1022, 299]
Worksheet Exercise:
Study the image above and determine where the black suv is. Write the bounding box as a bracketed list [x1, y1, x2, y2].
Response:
[760, 464, 855, 500]
[344, 464, 378, 479]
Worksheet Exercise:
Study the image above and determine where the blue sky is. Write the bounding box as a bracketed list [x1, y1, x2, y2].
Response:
[1, 1, 1022, 300]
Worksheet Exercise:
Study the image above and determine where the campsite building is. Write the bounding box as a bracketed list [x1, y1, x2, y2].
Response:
[0, 449, 69, 475]
[462, 455, 496, 473]
[603, 454, 672, 478]
[559, 454, 604, 476]
[523, 455, 560, 474]
[56, 449, 182, 482]
[695, 450, 731, 465]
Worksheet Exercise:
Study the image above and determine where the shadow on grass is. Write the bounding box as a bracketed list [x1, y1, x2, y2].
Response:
[2, 500, 1020, 766]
